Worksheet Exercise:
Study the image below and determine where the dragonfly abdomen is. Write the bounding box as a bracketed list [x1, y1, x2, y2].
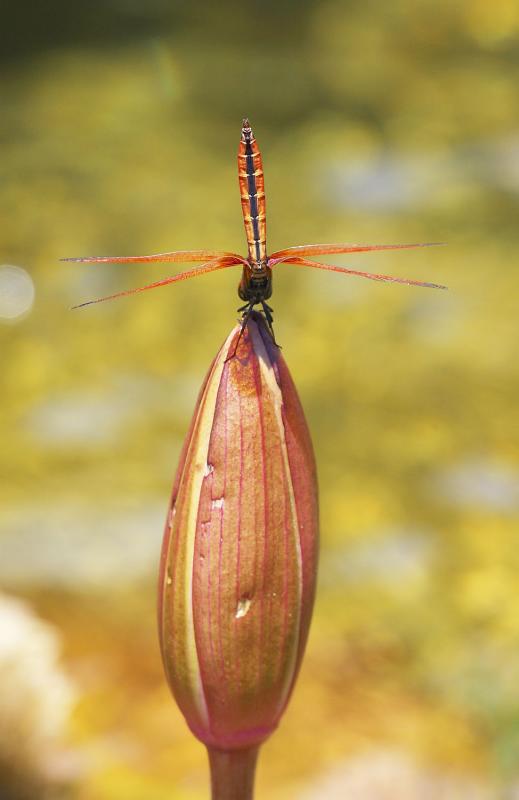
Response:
[238, 119, 267, 266]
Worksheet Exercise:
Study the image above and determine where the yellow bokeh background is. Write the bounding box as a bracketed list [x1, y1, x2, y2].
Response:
[1, 1, 518, 797]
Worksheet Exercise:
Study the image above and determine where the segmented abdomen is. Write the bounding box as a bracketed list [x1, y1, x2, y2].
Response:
[238, 120, 267, 264]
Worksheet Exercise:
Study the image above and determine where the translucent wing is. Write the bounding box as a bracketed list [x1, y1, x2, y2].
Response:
[271, 255, 447, 290]
[63, 249, 246, 265]
[72, 256, 244, 309]
[269, 242, 443, 261]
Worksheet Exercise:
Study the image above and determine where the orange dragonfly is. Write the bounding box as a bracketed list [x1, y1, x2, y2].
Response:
[66, 119, 445, 347]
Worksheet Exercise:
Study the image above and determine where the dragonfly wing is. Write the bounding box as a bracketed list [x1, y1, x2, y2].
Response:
[271, 255, 447, 290]
[73, 256, 244, 308]
[269, 242, 444, 261]
[63, 249, 246, 264]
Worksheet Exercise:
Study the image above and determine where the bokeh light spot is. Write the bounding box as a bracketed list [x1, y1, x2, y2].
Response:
[0, 265, 35, 322]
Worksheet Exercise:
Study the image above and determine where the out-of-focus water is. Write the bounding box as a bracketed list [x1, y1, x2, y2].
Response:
[1, 1, 518, 797]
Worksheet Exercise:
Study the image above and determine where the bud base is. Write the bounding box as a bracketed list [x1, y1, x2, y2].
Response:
[207, 745, 260, 800]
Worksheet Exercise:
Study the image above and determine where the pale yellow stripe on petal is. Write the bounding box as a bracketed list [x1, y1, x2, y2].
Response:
[174, 327, 238, 728]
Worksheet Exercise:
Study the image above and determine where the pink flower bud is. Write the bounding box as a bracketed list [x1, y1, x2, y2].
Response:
[158, 312, 319, 753]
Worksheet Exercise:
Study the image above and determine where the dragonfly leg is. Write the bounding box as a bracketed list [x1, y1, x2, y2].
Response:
[225, 302, 254, 362]
[261, 301, 281, 349]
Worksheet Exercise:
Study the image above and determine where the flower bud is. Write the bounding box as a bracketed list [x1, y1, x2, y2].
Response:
[158, 312, 318, 751]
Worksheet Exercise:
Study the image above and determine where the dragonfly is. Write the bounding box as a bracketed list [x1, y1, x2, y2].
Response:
[65, 118, 446, 353]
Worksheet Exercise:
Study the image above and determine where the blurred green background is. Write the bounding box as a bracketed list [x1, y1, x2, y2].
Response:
[1, 0, 518, 797]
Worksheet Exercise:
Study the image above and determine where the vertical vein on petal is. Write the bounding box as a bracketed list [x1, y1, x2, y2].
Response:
[250, 322, 304, 715]
[282, 463, 290, 678]
[233, 386, 245, 694]
[217, 363, 229, 708]
[205, 500, 216, 696]
[251, 340, 269, 683]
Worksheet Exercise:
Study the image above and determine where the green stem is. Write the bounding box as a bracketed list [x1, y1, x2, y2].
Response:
[207, 745, 260, 800]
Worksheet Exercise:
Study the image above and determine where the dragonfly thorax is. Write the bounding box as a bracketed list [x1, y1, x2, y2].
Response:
[238, 262, 272, 303]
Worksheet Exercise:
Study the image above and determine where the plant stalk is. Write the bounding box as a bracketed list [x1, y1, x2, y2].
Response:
[207, 745, 259, 800]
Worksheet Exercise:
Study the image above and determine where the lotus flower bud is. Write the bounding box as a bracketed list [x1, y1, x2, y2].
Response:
[158, 312, 318, 788]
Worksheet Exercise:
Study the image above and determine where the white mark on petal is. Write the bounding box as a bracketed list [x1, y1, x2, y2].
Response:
[212, 497, 224, 510]
[166, 569, 172, 586]
[204, 462, 214, 477]
[235, 596, 252, 619]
